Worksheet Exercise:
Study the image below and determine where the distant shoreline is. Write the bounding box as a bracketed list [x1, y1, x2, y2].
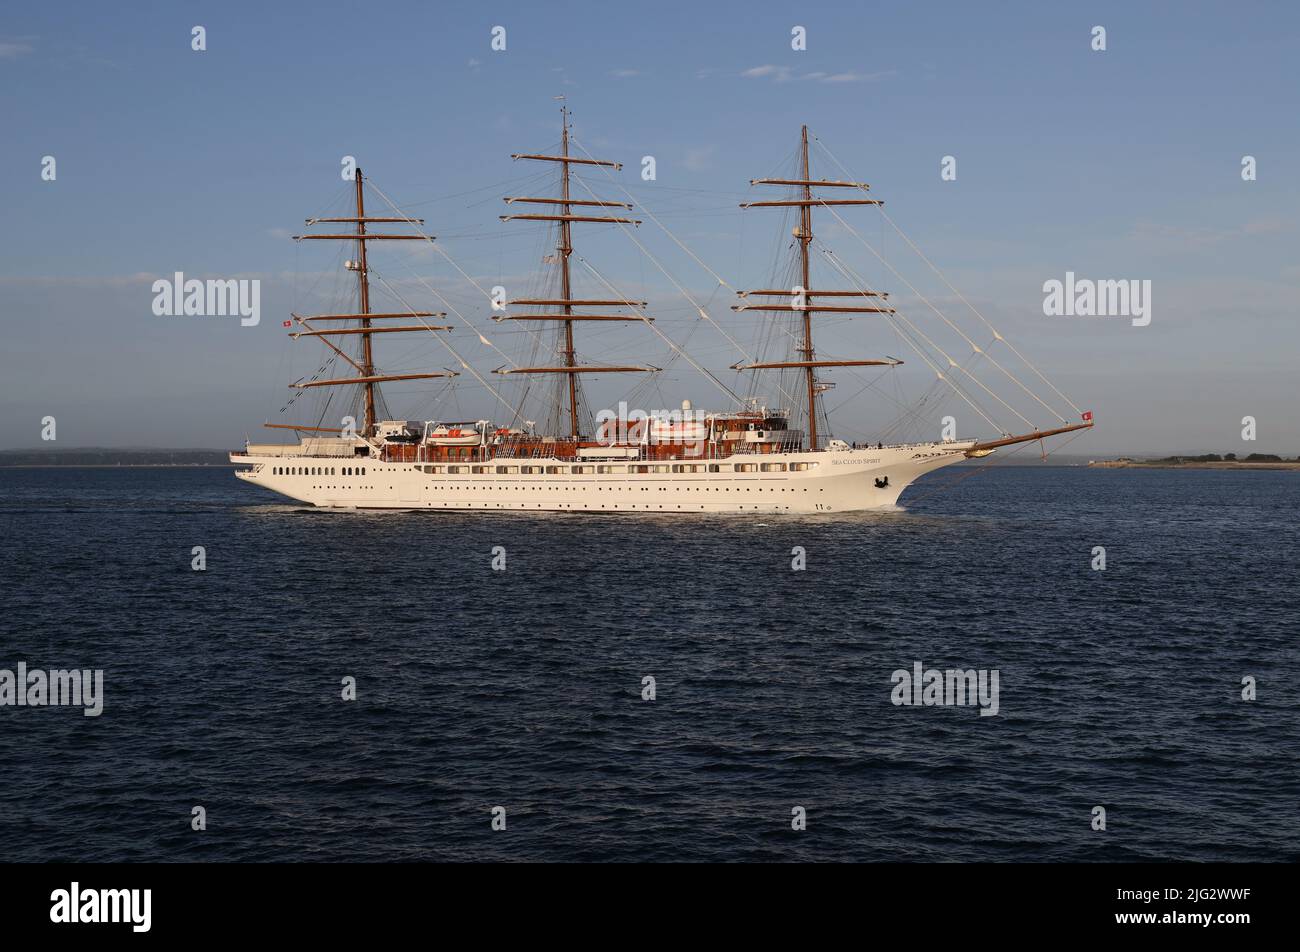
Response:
[0, 463, 238, 469]
[0, 449, 235, 468]
[1089, 459, 1300, 470]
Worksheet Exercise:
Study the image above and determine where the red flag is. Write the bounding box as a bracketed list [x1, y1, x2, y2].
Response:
[1082, 411, 1093, 422]
[282, 320, 292, 328]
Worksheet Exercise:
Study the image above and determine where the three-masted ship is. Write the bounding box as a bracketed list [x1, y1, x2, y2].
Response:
[231, 110, 1092, 513]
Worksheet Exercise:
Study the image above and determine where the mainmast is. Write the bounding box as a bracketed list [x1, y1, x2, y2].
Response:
[498, 106, 659, 440]
[734, 126, 897, 451]
[557, 114, 579, 439]
[797, 127, 816, 450]
[354, 170, 377, 435]
[291, 169, 457, 438]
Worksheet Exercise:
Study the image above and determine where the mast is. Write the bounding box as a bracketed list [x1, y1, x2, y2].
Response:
[354, 170, 377, 436]
[499, 105, 658, 440]
[798, 126, 816, 450]
[735, 126, 892, 452]
[559, 110, 579, 439]
[290, 176, 455, 433]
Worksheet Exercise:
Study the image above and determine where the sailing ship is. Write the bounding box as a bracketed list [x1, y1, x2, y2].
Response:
[231, 109, 1092, 513]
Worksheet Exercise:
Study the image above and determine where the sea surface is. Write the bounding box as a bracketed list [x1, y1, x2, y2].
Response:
[0, 464, 1296, 862]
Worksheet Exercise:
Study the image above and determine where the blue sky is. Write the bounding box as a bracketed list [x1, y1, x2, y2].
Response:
[2, 1, 1297, 454]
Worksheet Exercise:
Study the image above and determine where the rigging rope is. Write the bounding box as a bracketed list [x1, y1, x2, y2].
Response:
[568, 134, 804, 412]
[811, 134, 1084, 418]
[573, 254, 743, 405]
[367, 270, 543, 423]
[363, 178, 537, 368]
[812, 244, 1005, 432]
[813, 203, 1057, 428]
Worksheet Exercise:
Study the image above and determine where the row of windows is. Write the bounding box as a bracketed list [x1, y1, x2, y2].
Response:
[425, 484, 817, 493]
[272, 465, 367, 476]
[418, 501, 791, 511]
[416, 461, 817, 476]
[271, 461, 822, 478]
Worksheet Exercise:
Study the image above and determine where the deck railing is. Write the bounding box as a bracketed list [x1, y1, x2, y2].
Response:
[235, 437, 953, 462]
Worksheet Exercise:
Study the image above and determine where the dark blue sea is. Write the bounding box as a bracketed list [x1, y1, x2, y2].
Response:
[1, 464, 1296, 862]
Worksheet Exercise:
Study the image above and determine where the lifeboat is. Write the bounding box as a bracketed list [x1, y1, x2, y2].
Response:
[426, 425, 481, 446]
[649, 420, 708, 442]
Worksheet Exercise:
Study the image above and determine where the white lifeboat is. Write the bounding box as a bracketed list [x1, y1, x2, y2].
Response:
[426, 425, 481, 446]
[649, 419, 708, 442]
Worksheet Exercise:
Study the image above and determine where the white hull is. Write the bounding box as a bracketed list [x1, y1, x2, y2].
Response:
[231, 442, 976, 513]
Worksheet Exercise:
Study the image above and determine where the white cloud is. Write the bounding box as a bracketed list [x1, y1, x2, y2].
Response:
[1127, 218, 1292, 251]
[741, 65, 895, 84]
[0, 40, 34, 59]
[824, 70, 895, 83]
[742, 64, 792, 82]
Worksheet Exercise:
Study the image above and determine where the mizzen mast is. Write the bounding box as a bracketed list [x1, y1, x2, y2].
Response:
[291, 169, 455, 437]
[498, 106, 657, 439]
[734, 125, 896, 451]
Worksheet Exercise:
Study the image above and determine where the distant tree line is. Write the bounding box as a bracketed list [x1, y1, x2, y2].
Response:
[1152, 453, 1293, 463]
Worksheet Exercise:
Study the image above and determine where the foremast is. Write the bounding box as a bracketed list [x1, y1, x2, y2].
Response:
[734, 125, 897, 451]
